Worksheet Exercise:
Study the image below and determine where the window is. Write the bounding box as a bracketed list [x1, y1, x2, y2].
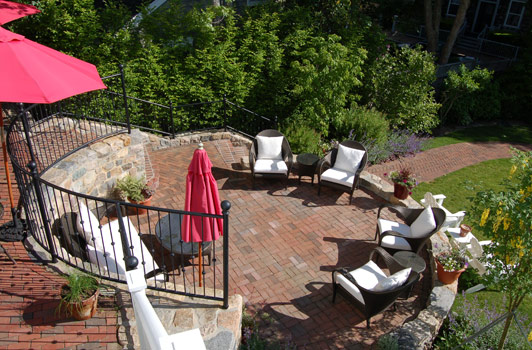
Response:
[447, 0, 460, 16]
[504, 0, 526, 28]
[247, 0, 266, 6]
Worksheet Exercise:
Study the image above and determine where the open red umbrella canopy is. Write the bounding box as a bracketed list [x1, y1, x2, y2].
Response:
[181, 146, 223, 243]
[0, 26, 106, 104]
[0, 0, 39, 25]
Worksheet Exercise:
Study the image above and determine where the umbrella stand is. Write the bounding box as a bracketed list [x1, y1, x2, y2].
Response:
[0, 104, 26, 241]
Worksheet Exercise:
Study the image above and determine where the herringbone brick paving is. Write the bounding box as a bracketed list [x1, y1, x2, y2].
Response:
[2, 137, 530, 349]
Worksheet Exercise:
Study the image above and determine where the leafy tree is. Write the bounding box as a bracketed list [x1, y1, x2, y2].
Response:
[282, 30, 365, 136]
[368, 46, 440, 133]
[440, 65, 498, 125]
[469, 149, 532, 350]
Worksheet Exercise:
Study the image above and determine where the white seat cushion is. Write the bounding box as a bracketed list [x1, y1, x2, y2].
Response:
[335, 260, 387, 304]
[378, 218, 413, 251]
[76, 202, 101, 248]
[334, 144, 365, 174]
[86, 218, 159, 277]
[321, 168, 354, 187]
[410, 206, 437, 238]
[372, 267, 411, 292]
[256, 136, 283, 160]
[254, 159, 288, 174]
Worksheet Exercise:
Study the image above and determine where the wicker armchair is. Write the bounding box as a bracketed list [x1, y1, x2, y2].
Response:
[332, 247, 420, 328]
[249, 129, 293, 189]
[317, 140, 367, 204]
[375, 205, 446, 255]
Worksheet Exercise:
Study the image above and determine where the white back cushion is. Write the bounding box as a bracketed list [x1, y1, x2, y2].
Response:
[256, 136, 283, 160]
[334, 144, 365, 174]
[76, 202, 100, 247]
[372, 267, 411, 292]
[410, 206, 437, 238]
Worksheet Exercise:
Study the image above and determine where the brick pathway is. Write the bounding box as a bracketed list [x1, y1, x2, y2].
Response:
[2, 137, 530, 349]
[0, 154, 120, 350]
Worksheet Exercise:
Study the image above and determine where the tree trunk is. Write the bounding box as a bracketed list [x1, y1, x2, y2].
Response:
[497, 295, 525, 350]
[439, 0, 471, 64]
[497, 312, 513, 350]
[424, 0, 440, 53]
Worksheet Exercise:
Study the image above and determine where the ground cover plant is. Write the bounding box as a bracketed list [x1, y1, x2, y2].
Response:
[423, 125, 532, 150]
[411, 158, 512, 241]
[433, 291, 532, 349]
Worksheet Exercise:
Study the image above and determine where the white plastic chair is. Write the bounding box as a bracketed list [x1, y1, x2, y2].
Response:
[421, 192, 466, 231]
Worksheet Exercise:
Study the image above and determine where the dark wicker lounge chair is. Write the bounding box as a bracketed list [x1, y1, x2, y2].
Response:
[249, 129, 293, 189]
[318, 140, 367, 204]
[375, 205, 447, 255]
[332, 247, 420, 328]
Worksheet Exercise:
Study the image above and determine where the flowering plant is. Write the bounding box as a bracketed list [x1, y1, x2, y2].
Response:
[384, 167, 418, 190]
[436, 247, 468, 272]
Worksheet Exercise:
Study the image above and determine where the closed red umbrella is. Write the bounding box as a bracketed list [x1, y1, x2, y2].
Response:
[0, 25, 106, 235]
[0, 0, 40, 25]
[182, 143, 223, 286]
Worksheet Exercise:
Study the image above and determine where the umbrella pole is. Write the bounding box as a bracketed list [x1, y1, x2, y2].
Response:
[0, 104, 17, 217]
[198, 244, 203, 287]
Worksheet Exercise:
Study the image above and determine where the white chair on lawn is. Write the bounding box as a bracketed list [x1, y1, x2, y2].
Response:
[421, 192, 466, 232]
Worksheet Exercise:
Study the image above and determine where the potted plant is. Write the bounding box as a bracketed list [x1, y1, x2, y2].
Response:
[58, 272, 100, 321]
[115, 175, 155, 214]
[385, 167, 418, 200]
[434, 246, 468, 284]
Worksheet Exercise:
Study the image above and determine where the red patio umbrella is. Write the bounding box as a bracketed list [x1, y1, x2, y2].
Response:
[181, 143, 223, 287]
[0, 25, 106, 235]
[0, 0, 39, 25]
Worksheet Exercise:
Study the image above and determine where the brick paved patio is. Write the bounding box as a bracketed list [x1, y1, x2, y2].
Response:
[1, 136, 530, 349]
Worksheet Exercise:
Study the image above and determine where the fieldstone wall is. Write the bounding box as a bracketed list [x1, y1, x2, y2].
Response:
[145, 128, 252, 152]
[42, 130, 149, 199]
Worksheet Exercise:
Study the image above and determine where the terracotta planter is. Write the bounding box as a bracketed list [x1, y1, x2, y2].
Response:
[393, 183, 409, 200]
[459, 224, 472, 237]
[127, 196, 152, 215]
[61, 285, 99, 321]
[435, 259, 465, 284]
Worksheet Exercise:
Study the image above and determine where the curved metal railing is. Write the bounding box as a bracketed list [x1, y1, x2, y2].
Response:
[3, 68, 274, 307]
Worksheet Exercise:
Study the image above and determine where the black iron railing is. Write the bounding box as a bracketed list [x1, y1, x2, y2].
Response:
[4, 65, 272, 307]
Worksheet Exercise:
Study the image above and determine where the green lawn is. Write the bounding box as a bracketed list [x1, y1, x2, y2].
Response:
[411, 158, 512, 241]
[424, 125, 532, 150]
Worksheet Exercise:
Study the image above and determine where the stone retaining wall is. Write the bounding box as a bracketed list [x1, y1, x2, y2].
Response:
[42, 130, 148, 199]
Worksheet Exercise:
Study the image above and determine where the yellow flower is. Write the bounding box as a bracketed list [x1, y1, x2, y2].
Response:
[510, 165, 517, 175]
[503, 217, 511, 230]
[480, 209, 490, 226]
[529, 330, 532, 342]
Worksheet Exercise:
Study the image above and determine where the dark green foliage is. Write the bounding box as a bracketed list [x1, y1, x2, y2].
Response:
[497, 31, 532, 122]
[367, 46, 440, 133]
[440, 65, 500, 126]
[458, 268, 483, 292]
[8, 0, 446, 137]
[332, 106, 389, 145]
[283, 123, 322, 156]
